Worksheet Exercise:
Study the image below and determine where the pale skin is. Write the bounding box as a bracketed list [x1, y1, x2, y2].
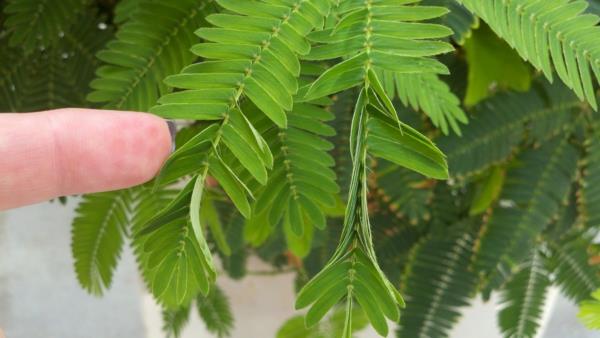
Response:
[0, 109, 173, 210]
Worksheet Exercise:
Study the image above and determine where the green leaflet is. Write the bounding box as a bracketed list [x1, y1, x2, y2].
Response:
[464, 24, 532, 106]
[72, 190, 132, 295]
[156, 0, 332, 127]
[469, 166, 506, 216]
[498, 250, 550, 338]
[457, 0, 600, 110]
[208, 155, 253, 218]
[398, 232, 478, 338]
[581, 124, 600, 229]
[162, 304, 191, 338]
[3, 0, 91, 52]
[578, 289, 600, 330]
[380, 71, 468, 136]
[136, 181, 217, 306]
[366, 117, 448, 180]
[548, 237, 600, 302]
[245, 97, 339, 255]
[277, 305, 369, 338]
[438, 80, 580, 177]
[200, 196, 232, 256]
[0, 9, 111, 112]
[197, 286, 234, 338]
[475, 135, 579, 276]
[422, 0, 478, 44]
[88, 0, 217, 111]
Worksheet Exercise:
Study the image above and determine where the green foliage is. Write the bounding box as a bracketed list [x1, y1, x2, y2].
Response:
[423, 0, 478, 44]
[475, 135, 579, 275]
[581, 124, 600, 228]
[438, 81, 580, 177]
[549, 237, 600, 302]
[578, 289, 600, 330]
[469, 166, 505, 216]
[197, 286, 234, 338]
[5, 1, 600, 337]
[277, 306, 369, 338]
[382, 72, 468, 135]
[0, 9, 111, 111]
[498, 251, 550, 338]
[136, 182, 217, 307]
[151, 0, 331, 126]
[398, 232, 478, 338]
[463, 24, 532, 106]
[72, 190, 132, 295]
[162, 305, 191, 338]
[88, 0, 216, 111]
[375, 161, 434, 224]
[246, 99, 339, 256]
[458, 0, 600, 109]
[3, 0, 91, 52]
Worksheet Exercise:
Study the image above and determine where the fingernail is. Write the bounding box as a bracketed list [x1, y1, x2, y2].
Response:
[166, 120, 177, 153]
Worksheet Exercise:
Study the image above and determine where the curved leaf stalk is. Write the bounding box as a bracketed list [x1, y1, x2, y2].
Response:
[296, 97, 405, 337]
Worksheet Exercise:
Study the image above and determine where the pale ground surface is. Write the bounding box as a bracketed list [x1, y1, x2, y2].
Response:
[0, 200, 598, 338]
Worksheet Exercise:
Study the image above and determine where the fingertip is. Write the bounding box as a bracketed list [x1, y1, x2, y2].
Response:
[96, 111, 173, 188]
[0, 109, 175, 210]
[51, 109, 174, 194]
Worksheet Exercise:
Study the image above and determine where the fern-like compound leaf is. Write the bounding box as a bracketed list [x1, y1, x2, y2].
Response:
[296, 249, 403, 337]
[580, 124, 600, 229]
[398, 232, 478, 338]
[423, 0, 478, 44]
[277, 305, 369, 338]
[0, 10, 111, 112]
[3, 0, 91, 52]
[304, 2, 453, 101]
[375, 161, 435, 225]
[457, 0, 600, 110]
[246, 99, 339, 255]
[153, 0, 332, 127]
[475, 135, 579, 275]
[498, 250, 550, 338]
[88, 0, 217, 111]
[296, 97, 405, 338]
[197, 286, 234, 338]
[162, 304, 191, 338]
[549, 237, 600, 302]
[145, 0, 335, 301]
[135, 183, 216, 307]
[381, 72, 468, 135]
[438, 81, 580, 177]
[72, 189, 132, 295]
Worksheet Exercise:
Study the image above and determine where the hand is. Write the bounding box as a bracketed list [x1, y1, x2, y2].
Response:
[0, 109, 173, 210]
